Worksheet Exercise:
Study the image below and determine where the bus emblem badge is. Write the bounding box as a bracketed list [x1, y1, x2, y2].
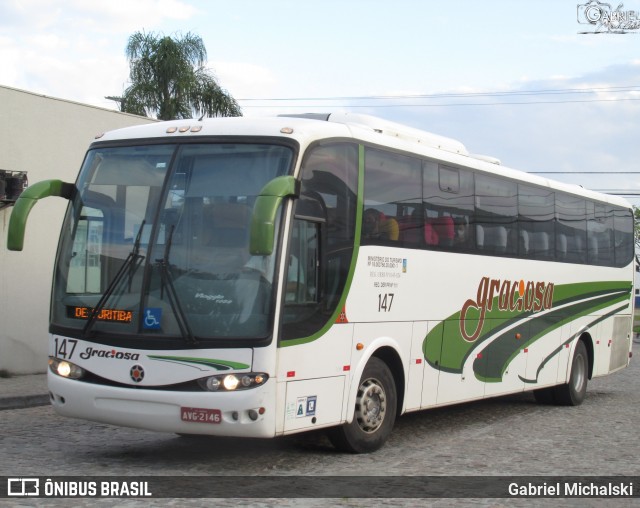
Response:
[130, 364, 145, 383]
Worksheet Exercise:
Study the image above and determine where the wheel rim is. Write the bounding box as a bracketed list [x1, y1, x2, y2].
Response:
[572, 352, 586, 392]
[355, 377, 387, 433]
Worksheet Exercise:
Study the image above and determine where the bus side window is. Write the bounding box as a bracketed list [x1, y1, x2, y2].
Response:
[285, 219, 319, 305]
[474, 174, 517, 256]
[363, 148, 421, 246]
[282, 142, 358, 341]
[423, 163, 474, 252]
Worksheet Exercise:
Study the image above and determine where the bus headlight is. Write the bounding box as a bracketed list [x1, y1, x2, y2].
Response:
[48, 356, 85, 379]
[223, 375, 239, 391]
[198, 372, 269, 392]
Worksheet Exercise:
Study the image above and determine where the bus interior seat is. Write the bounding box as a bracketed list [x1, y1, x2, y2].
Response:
[425, 221, 439, 245]
[519, 229, 530, 255]
[572, 234, 585, 263]
[475, 225, 484, 250]
[474, 225, 507, 253]
[557, 233, 567, 260]
[379, 215, 399, 241]
[432, 216, 454, 247]
[533, 231, 549, 257]
[494, 226, 508, 253]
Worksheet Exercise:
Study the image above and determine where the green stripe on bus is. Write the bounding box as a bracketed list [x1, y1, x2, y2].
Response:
[518, 305, 628, 384]
[423, 280, 631, 377]
[148, 355, 250, 371]
[474, 293, 630, 382]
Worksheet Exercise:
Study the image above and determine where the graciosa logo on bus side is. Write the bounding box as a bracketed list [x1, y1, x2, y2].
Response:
[460, 277, 555, 342]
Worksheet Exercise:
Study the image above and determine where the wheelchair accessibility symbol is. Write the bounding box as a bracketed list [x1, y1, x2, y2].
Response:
[143, 308, 162, 329]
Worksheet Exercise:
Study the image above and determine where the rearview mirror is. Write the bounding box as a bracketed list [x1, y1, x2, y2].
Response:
[249, 176, 299, 255]
[7, 179, 75, 251]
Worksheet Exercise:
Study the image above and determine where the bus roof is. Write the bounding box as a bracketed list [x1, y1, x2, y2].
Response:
[93, 114, 631, 209]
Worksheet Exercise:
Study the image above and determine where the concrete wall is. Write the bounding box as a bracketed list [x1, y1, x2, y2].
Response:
[0, 85, 154, 374]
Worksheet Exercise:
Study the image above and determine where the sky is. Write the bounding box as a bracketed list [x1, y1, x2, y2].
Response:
[2, 0, 640, 204]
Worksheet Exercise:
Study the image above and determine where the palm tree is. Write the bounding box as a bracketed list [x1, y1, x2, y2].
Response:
[109, 31, 241, 120]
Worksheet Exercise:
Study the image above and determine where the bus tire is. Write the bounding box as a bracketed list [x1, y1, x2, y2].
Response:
[553, 341, 588, 406]
[328, 356, 397, 453]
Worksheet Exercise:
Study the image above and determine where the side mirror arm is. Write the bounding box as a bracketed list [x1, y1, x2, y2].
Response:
[249, 176, 299, 255]
[7, 179, 75, 251]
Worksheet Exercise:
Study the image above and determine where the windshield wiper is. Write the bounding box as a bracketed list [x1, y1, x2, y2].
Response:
[156, 224, 197, 344]
[82, 221, 146, 338]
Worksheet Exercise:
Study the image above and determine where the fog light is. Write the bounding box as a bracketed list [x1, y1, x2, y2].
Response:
[248, 409, 259, 421]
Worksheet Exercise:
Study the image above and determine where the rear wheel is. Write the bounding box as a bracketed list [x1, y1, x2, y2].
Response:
[328, 357, 397, 453]
[553, 341, 588, 406]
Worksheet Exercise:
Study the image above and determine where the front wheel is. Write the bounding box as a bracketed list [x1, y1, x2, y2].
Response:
[553, 341, 589, 406]
[328, 357, 397, 453]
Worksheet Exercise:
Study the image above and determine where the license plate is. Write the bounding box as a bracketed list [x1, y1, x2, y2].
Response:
[180, 407, 222, 424]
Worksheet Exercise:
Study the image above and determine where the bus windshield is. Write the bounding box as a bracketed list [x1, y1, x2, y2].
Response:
[51, 142, 294, 343]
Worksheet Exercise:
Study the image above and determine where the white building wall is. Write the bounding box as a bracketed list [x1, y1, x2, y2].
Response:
[0, 85, 154, 374]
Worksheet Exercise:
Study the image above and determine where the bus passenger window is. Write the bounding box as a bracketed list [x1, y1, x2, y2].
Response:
[363, 147, 421, 246]
[423, 162, 474, 251]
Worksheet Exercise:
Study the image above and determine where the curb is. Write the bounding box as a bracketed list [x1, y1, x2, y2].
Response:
[0, 394, 50, 411]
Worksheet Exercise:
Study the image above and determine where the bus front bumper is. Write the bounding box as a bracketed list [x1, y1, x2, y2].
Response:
[47, 371, 277, 438]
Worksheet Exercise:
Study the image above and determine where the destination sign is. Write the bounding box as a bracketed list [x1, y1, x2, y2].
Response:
[67, 306, 133, 323]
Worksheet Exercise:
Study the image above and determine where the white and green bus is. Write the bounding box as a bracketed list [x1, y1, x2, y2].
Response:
[8, 113, 634, 453]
